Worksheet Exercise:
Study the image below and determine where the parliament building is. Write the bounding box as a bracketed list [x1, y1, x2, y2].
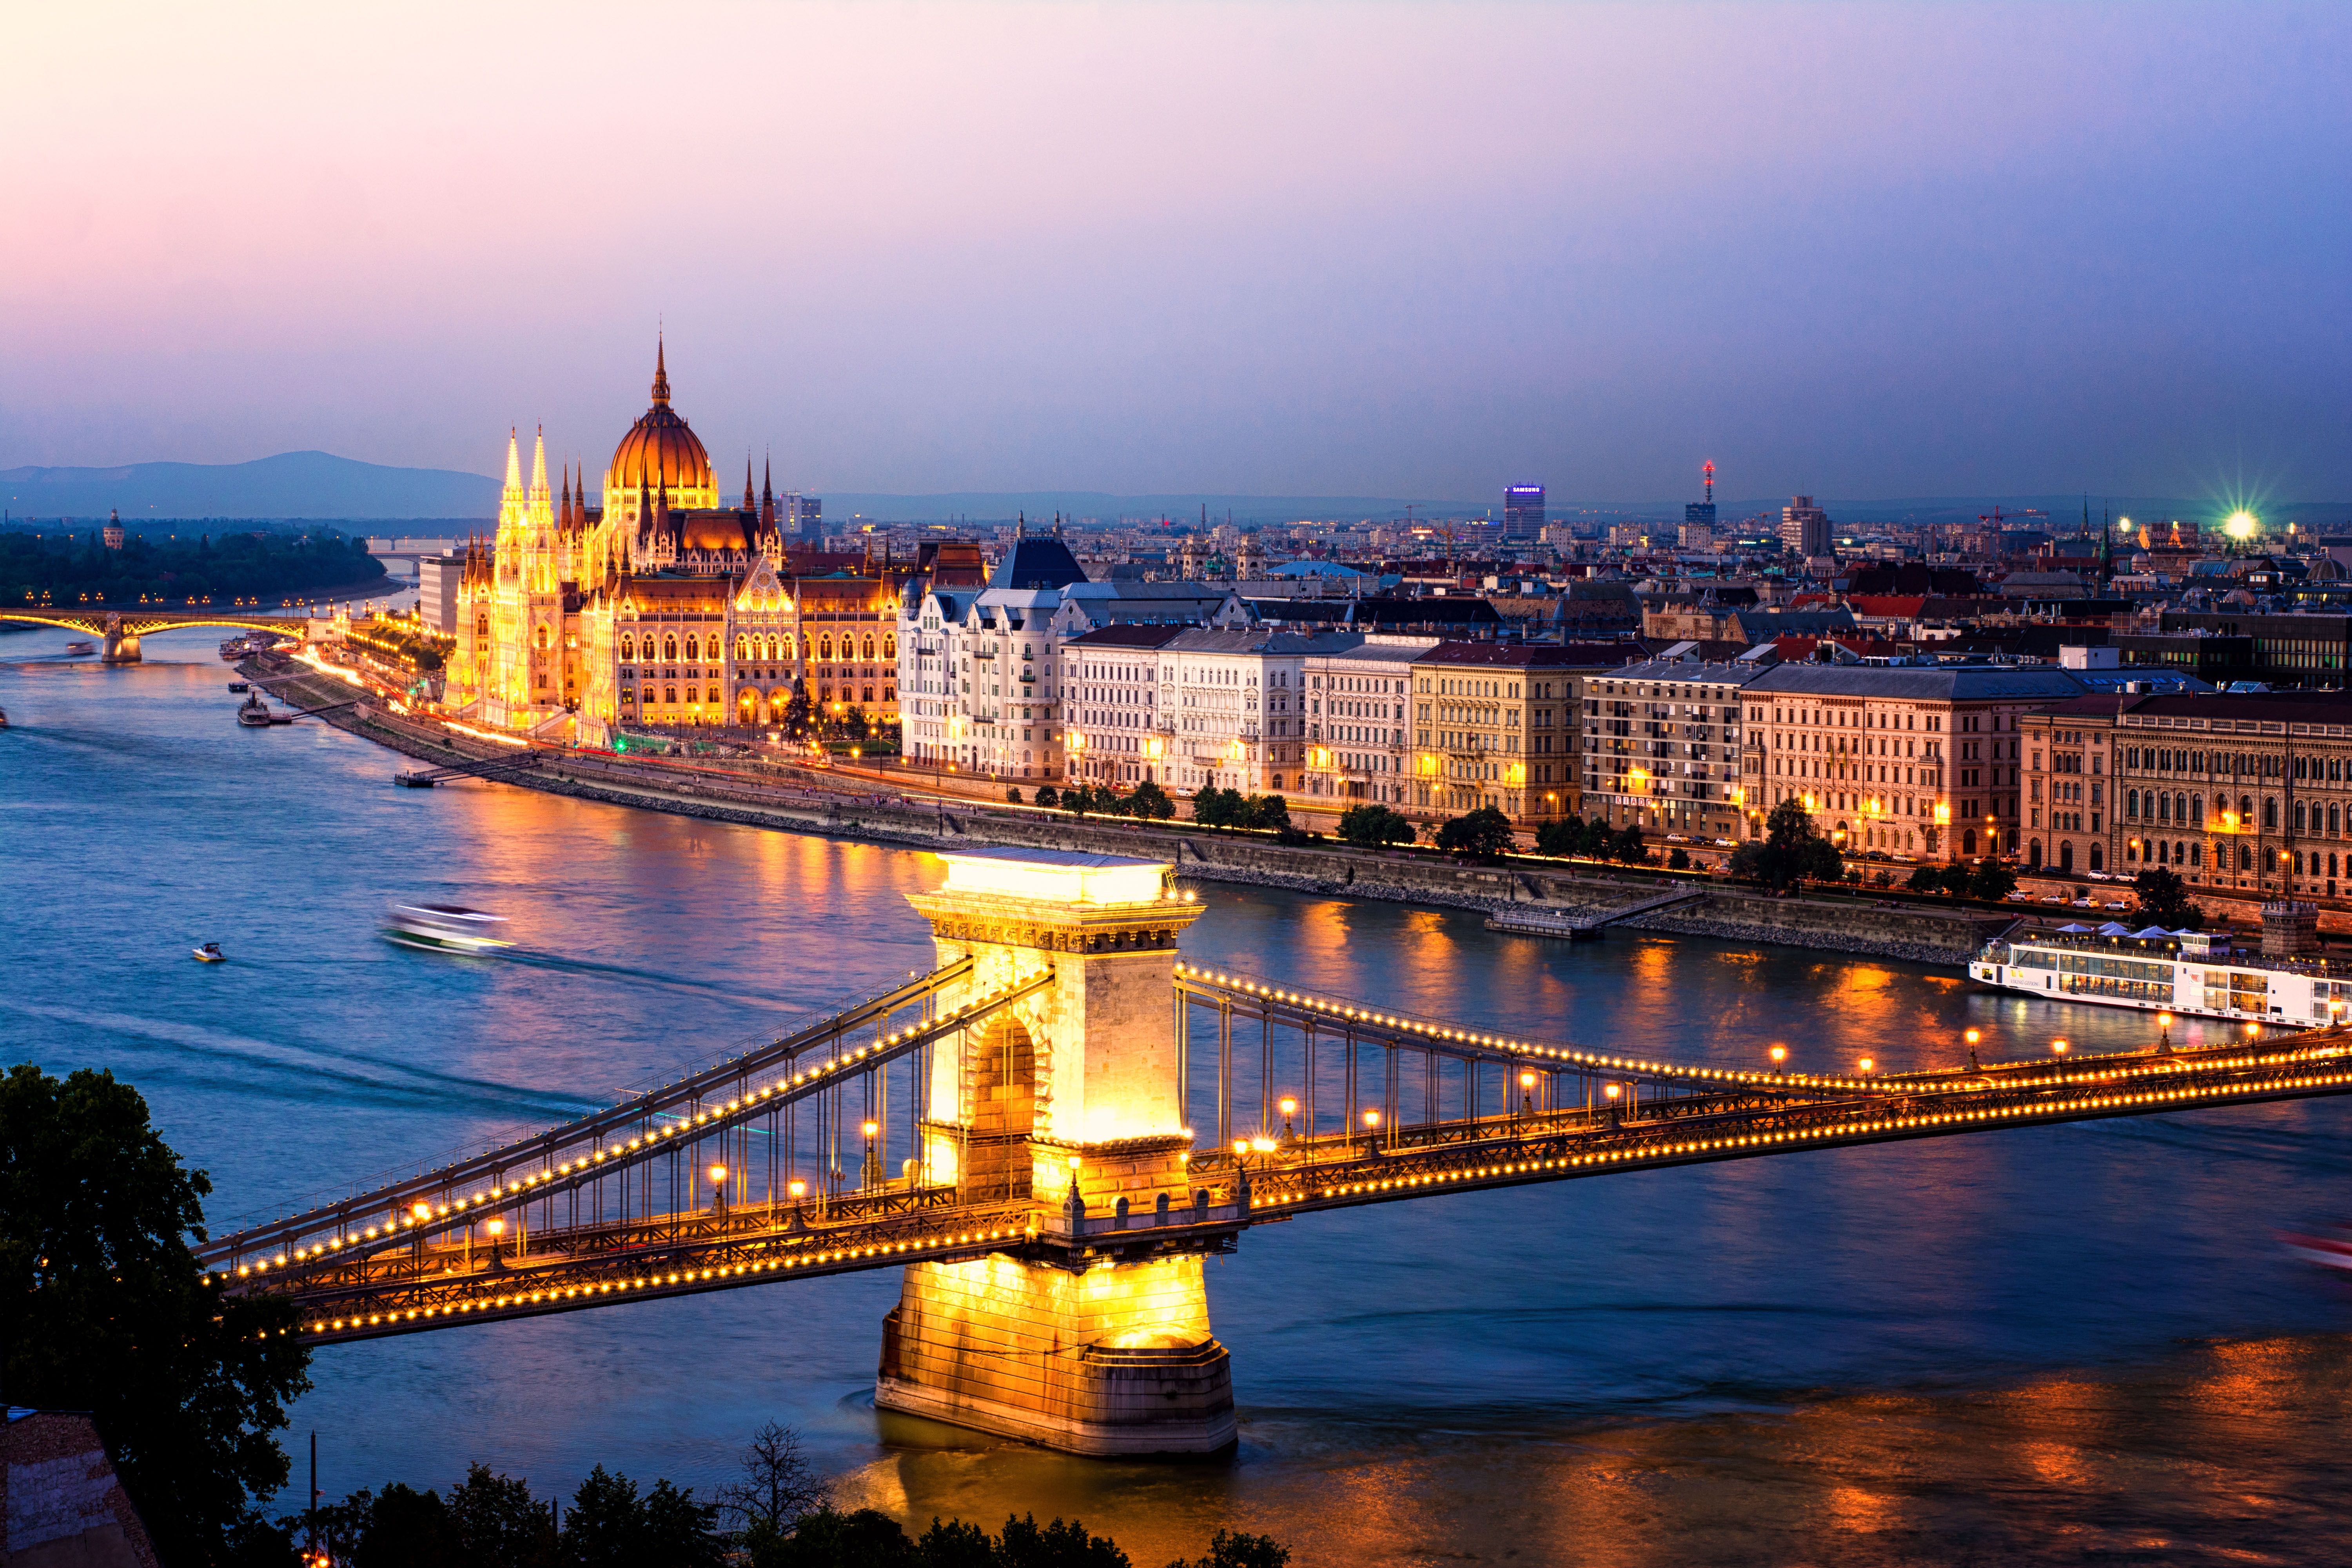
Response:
[446, 343, 903, 745]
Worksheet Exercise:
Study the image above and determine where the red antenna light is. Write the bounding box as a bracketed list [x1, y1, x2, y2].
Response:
[1702, 460, 1715, 505]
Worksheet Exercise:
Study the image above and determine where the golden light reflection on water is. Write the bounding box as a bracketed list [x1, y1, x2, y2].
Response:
[835, 1332, 2352, 1566]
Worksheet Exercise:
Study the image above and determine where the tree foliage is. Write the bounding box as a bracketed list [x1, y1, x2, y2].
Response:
[1, 526, 384, 608]
[0, 1063, 311, 1566]
[1192, 788, 1289, 831]
[1967, 859, 2018, 901]
[1434, 806, 1515, 860]
[1726, 800, 1842, 891]
[1336, 803, 1416, 849]
[780, 680, 815, 742]
[2133, 866, 2203, 927]
[1166, 1531, 1293, 1568]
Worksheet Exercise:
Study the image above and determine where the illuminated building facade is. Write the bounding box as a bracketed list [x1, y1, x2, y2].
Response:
[446, 343, 901, 742]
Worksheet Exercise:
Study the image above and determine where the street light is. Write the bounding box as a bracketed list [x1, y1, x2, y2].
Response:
[2158, 1011, 2174, 1051]
[708, 1162, 730, 1210]
[1278, 1096, 1298, 1139]
[1858, 1057, 1875, 1073]
[1964, 1026, 1982, 1070]
[1768, 1045, 1788, 1070]
[1519, 1069, 1537, 1118]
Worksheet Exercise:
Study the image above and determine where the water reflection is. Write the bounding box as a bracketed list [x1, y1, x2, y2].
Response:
[5, 628, 2352, 1563]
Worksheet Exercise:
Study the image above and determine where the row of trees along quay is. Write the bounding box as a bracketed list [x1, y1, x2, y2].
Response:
[1, 1061, 1294, 1568]
[3, 527, 386, 608]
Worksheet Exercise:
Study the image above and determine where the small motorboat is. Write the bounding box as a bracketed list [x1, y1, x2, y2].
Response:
[192, 942, 225, 963]
[64, 640, 96, 656]
[384, 904, 512, 955]
[237, 691, 275, 727]
[2281, 1224, 2352, 1274]
[227, 681, 250, 693]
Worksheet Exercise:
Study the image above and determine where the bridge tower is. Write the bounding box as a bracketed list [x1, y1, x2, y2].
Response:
[876, 848, 1231, 1454]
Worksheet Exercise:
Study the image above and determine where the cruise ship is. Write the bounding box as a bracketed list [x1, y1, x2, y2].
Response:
[1973, 901, 2352, 1028]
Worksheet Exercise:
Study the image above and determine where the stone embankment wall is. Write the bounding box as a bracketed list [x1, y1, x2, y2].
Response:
[250, 662, 1994, 966]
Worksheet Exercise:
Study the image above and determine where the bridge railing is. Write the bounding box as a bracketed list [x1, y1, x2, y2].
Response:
[201, 959, 1059, 1281]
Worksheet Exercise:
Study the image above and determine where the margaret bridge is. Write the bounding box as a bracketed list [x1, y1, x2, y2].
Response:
[203, 848, 2352, 1454]
[0, 608, 310, 662]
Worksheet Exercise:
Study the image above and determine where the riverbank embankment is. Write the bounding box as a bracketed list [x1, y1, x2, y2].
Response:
[245, 660, 2005, 966]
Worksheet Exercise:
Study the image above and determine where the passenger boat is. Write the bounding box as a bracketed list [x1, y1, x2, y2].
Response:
[1973, 918, 2352, 1028]
[192, 942, 225, 963]
[227, 681, 249, 693]
[236, 692, 275, 727]
[383, 904, 512, 955]
[64, 640, 95, 656]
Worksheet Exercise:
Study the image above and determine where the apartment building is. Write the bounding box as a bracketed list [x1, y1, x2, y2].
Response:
[1583, 658, 1764, 845]
[1743, 664, 2084, 862]
[1158, 628, 1356, 794]
[1063, 624, 1185, 786]
[2111, 691, 2352, 902]
[1299, 637, 1437, 809]
[2018, 698, 2120, 877]
[1410, 643, 1619, 820]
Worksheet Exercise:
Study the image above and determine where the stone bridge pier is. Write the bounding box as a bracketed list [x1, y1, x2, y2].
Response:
[101, 615, 141, 664]
[875, 848, 1232, 1455]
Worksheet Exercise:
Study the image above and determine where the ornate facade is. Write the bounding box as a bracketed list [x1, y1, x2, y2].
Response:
[446, 343, 903, 745]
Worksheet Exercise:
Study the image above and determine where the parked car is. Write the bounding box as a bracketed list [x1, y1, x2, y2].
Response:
[2105, 901, 2131, 911]
[2040, 894, 2067, 904]
[2006, 890, 2034, 901]
[2087, 870, 2111, 881]
[2072, 897, 2096, 908]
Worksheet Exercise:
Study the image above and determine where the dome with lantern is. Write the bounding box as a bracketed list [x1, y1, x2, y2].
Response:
[606, 338, 715, 505]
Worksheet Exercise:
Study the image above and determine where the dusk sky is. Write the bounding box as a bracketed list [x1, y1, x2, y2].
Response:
[7, 2, 2348, 503]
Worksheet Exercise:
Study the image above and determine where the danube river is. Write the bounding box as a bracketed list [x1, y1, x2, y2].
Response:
[10, 629, 2352, 1565]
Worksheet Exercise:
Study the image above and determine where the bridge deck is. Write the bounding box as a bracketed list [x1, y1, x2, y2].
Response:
[227, 1025, 2352, 1346]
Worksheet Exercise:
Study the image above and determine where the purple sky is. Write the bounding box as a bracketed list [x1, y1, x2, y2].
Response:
[6, 2, 2348, 502]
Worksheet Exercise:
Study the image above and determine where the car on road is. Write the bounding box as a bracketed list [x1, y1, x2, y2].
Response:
[2041, 894, 2067, 904]
[2006, 890, 2034, 901]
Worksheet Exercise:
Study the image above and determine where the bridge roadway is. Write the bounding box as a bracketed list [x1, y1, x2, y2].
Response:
[214, 961, 2352, 1348]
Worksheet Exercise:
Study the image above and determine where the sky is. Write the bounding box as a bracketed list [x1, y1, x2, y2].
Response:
[5, 1, 2348, 505]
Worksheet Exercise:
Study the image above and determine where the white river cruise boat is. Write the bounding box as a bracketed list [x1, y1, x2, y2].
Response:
[1973, 901, 2352, 1028]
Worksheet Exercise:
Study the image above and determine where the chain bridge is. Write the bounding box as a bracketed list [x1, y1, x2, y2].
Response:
[205, 848, 2352, 1455]
[0, 608, 307, 662]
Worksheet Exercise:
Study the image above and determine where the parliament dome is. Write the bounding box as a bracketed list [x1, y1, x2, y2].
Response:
[607, 339, 714, 500]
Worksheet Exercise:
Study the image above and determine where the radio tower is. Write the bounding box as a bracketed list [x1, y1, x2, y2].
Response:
[1703, 460, 1715, 506]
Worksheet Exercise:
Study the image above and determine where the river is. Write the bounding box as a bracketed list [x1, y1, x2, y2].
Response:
[8, 626, 2352, 1566]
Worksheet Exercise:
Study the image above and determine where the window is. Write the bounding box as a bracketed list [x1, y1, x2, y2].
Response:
[664, 635, 678, 661]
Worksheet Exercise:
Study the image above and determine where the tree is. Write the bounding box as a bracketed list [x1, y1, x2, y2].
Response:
[0, 1064, 311, 1566]
[1612, 824, 1649, 864]
[750, 1506, 913, 1568]
[446, 1464, 557, 1568]
[1006, 786, 1024, 804]
[1192, 787, 1242, 828]
[1968, 859, 2018, 901]
[563, 1466, 648, 1568]
[1904, 864, 1944, 895]
[1129, 780, 1176, 820]
[1240, 794, 1290, 831]
[1033, 784, 1060, 808]
[1167, 1531, 1292, 1568]
[2133, 866, 2204, 927]
[842, 705, 872, 743]
[996, 1513, 1130, 1568]
[716, 1423, 830, 1544]
[1936, 863, 1974, 897]
[1339, 804, 1417, 849]
[1061, 785, 1096, 815]
[1726, 800, 1842, 891]
[1436, 806, 1515, 860]
[1532, 815, 1582, 857]
[780, 680, 814, 742]
[354, 1483, 461, 1568]
[1666, 846, 1690, 871]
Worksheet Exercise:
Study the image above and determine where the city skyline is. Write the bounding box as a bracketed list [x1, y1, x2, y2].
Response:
[7, 3, 2348, 502]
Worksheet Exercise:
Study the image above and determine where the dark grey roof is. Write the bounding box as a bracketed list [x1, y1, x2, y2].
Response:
[989, 537, 1088, 590]
[1746, 665, 2088, 701]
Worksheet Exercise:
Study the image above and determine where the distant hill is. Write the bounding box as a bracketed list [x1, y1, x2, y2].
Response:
[0, 451, 499, 523]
